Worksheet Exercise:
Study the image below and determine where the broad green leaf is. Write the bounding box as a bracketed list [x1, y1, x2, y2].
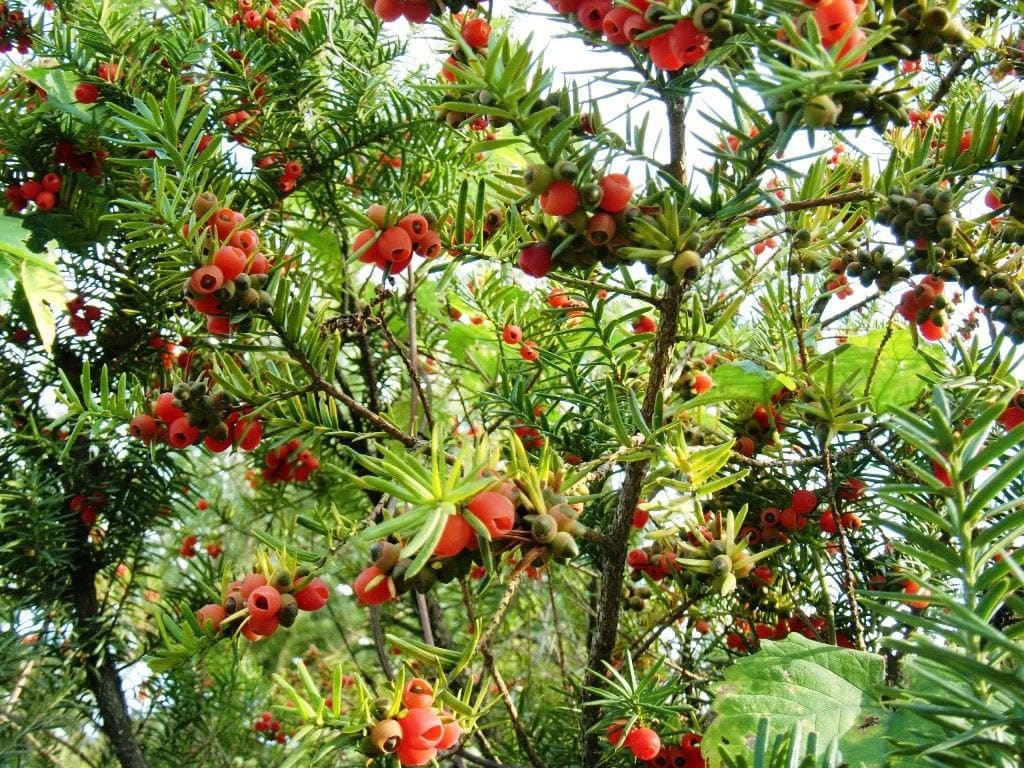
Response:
[682, 361, 784, 408]
[815, 329, 942, 412]
[18, 244, 65, 353]
[704, 634, 890, 768]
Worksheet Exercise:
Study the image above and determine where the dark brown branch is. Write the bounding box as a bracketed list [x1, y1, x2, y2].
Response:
[260, 310, 422, 449]
[744, 190, 876, 223]
[69, 561, 149, 768]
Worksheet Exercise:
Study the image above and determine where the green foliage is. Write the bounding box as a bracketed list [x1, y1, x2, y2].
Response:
[704, 634, 890, 768]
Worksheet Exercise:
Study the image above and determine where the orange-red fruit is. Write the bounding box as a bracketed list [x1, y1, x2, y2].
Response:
[461, 16, 491, 48]
[649, 32, 685, 71]
[625, 727, 661, 761]
[519, 243, 553, 277]
[692, 372, 713, 394]
[466, 491, 516, 539]
[402, 678, 435, 710]
[539, 180, 580, 216]
[434, 514, 475, 557]
[154, 392, 185, 424]
[247, 585, 282, 621]
[35, 191, 56, 211]
[213, 246, 247, 281]
[436, 719, 461, 750]
[398, 708, 444, 750]
[293, 576, 330, 611]
[502, 324, 523, 345]
[919, 320, 945, 342]
[377, 226, 413, 264]
[230, 229, 259, 255]
[669, 19, 709, 65]
[129, 413, 158, 442]
[597, 173, 633, 212]
[190, 265, 225, 295]
[414, 230, 442, 258]
[195, 603, 226, 632]
[519, 341, 540, 362]
[602, 6, 634, 45]
[398, 212, 429, 240]
[395, 742, 436, 766]
[353, 565, 395, 605]
[815, 0, 858, 43]
[233, 416, 263, 451]
[577, 0, 612, 32]
[239, 573, 269, 599]
[167, 416, 200, 448]
[791, 488, 818, 515]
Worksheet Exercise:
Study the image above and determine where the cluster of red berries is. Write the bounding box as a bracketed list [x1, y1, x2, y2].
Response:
[369, 0, 432, 23]
[223, 109, 256, 144]
[501, 324, 540, 363]
[195, 569, 329, 641]
[128, 379, 264, 452]
[826, 271, 854, 300]
[73, 62, 120, 105]
[897, 275, 948, 342]
[364, 679, 461, 765]
[179, 526, 223, 558]
[228, 0, 310, 33]
[253, 710, 289, 745]
[438, 13, 492, 84]
[353, 204, 442, 272]
[183, 192, 272, 335]
[549, 0, 713, 73]
[645, 732, 705, 768]
[4, 172, 61, 212]
[518, 165, 636, 277]
[0, 3, 33, 55]
[263, 439, 321, 484]
[54, 140, 107, 177]
[607, 721, 661, 761]
[70, 490, 108, 526]
[67, 295, 102, 336]
[733, 402, 785, 457]
[353, 484, 583, 605]
[627, 545, 681, 580]
[723, 614, 855, 652]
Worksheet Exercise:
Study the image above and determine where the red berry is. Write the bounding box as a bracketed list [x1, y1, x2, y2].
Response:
[41, 173, 62, 193]
[519, 243, 552, 277]
[519, 341, 540, 362]
[502, 324, 523, 345]
[20, 180, 42, 201]
[293, 576, 330, 611]
[233, 416, 263, 451]
[247, 585, 282, 621]
[213, 246, 247, 281]
[398, 708, 444, 750]
[631, 506, 649, 528]
[539, 180, 580, 216]
[195, 603, 225, 632]
[129, 413, 158, 442]
[167, 416, 200, 448]
[461, 17, 491, 48]
[466, 491, 515, 539]
[669, 19, 709, 65]
[597, 173, 633, 212]
[154, 392, 185, 424]
[790, 488, 817, 515]
[402, 678, 435, 709]
[97, 62, 119, 83]
[434, 514, 475, 557]
[625, 727, 661, 761]
[692, 372, 713, 394]
[353, 565, 395, 605]
[75, 82, 100, 103]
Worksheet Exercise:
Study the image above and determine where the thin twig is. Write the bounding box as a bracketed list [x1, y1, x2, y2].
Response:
[261, 310, 423, 449]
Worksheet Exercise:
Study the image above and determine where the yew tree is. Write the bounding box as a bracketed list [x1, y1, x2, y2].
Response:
[1, 0, 1023, 767]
